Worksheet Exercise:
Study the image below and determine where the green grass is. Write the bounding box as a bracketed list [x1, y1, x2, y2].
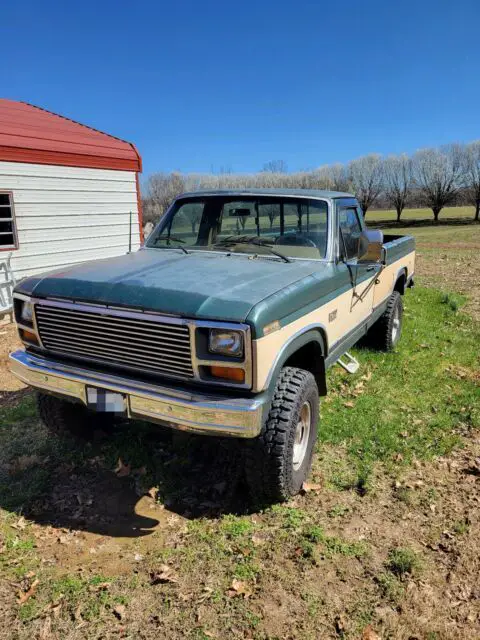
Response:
[385, 547, 422, 578]
[302, 525, 367, 559]
[319, 286, 480, 484]
[368, 205, 476, 223]
[16, 573, 124, 623]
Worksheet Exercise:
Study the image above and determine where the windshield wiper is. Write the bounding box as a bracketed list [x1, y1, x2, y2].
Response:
[213, 237, 292, 263]
[152, 234, 189, 254]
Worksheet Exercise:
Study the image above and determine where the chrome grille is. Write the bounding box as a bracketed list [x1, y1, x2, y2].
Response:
[35, 303, 194, 380]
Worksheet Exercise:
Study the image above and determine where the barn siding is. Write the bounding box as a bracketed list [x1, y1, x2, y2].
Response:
[0, 161, 141, 279]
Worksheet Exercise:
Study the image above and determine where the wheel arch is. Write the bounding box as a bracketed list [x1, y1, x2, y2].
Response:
[394, 267, 408, 295]
[263, 325, 328, 397]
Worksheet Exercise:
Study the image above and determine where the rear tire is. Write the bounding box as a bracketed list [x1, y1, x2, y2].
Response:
[368, 291, 403, 351]
[244, 367, 319, 504]
[37, 393, 113, 439]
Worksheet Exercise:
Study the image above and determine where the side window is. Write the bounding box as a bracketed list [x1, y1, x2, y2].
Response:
[0, 193, 18, 249]
[339, 207, 362, 260]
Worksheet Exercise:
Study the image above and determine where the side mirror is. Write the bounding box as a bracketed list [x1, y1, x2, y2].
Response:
[358, 229, 384, 263]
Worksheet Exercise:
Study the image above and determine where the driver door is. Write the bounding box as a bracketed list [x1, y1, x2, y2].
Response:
[337, 203, 378, 328]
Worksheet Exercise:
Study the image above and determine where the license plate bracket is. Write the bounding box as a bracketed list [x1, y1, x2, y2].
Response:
[86, 387, 126, 414]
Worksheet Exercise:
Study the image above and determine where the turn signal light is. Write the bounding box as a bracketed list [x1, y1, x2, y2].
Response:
[209, 366, 245, 383]
[19, 328, 39, 345]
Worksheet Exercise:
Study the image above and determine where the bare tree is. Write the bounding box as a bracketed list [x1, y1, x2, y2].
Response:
[145, 172, 186, 218]
[463, 141, 480, 221]
[348, 154, 383, 216]
[262, 159, 288, 173]
[412, 145, 464, 222]
[383, 154, 412, 222]
[317, 163, 351, 192]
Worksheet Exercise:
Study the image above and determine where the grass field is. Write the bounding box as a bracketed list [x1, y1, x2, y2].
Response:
[368, 205, 477, 223]
[0, 222, 479, 639]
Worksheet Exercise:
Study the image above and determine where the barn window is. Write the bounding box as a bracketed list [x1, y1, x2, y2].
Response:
[0, 193, 18, 249]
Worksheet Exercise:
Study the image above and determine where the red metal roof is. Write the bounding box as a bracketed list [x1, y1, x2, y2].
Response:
[0, 99, 142, 172]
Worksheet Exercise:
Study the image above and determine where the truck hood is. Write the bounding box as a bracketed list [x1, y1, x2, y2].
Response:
[22, 249, 325, 324]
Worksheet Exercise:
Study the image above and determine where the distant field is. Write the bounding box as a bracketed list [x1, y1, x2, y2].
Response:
[368, 205, 475, 223]
[379, 219, 480, 322]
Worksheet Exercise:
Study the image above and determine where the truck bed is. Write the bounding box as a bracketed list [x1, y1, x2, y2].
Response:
[382, 233, 415, 265]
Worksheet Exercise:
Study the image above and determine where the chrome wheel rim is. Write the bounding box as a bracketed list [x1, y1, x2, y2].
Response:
[292, 401, 311, 471]
[392, 306, 400, 343]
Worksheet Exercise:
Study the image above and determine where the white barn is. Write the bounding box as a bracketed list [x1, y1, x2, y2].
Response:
[0, 100, 143, 280]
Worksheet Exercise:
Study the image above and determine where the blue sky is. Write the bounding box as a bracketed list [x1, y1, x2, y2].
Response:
[2, 0, 479, 179]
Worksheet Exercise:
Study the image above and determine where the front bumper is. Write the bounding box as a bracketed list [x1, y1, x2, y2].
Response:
[9, 350, 265, 438]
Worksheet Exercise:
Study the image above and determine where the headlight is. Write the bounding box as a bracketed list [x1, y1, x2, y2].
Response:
[20, 301, 34, 324]
[208, 329, 244, 358]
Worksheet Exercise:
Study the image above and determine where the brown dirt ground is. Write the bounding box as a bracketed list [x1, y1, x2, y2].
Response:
[415, 242, 480, 322]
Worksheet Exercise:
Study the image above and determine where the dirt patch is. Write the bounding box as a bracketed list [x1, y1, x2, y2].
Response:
[0, 321, 24, 393]
[416, 246, 480, 321]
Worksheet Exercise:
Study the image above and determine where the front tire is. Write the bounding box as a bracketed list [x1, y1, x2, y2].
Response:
[244, 367, 319, 504]
[37, 393, 113, 439]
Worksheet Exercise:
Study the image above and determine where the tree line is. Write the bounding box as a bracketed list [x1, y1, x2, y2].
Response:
[143, 141, 480, 225]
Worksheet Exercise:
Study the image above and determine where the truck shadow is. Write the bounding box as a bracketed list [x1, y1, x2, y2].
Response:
[0, 403, 251, 538]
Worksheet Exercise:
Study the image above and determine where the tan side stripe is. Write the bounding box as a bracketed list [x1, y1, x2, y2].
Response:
[252, 251, 415, 392]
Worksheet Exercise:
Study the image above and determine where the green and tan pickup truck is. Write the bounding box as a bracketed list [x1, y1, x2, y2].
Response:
[10, 189, 415, 502]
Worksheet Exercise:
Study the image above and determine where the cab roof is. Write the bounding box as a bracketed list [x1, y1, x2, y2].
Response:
[178, 188, 354, 200]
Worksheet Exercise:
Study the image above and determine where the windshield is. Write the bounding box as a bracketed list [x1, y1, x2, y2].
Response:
[146, 196, 329, 260]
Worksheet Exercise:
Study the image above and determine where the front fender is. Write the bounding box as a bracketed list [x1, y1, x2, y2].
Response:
[260, 326, 327, 396]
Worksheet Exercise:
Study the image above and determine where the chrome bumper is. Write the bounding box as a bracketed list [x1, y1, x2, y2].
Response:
[9, 350, 265, 438]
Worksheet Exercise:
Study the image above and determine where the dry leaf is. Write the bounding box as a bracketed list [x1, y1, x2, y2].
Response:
[343, 401, 354, 408]
[301, 481, 322, 493]
[11, 516, 27, 531]
[362, 624, 381, 640]
[113, 604, 126, 620]
[226, 578, 252, 599]
[335, 613, 348, 633]
[147, 486, 159, 501]
[251, 535, 266, 547]
[149, 565, 178, 585]
[43, 597, 63, 619]
[89, 582, 110, 593]
[114, 458, 131, 477]
[39, 616, 52, 640]
[17, 578, 39, 605]
[197, 587, 213, 604]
